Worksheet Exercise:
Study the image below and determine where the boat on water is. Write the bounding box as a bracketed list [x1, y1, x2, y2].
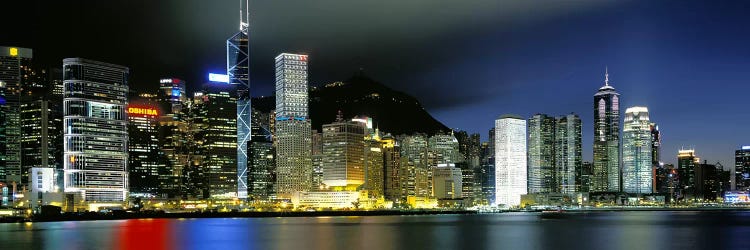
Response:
[539, 207, 566, 219]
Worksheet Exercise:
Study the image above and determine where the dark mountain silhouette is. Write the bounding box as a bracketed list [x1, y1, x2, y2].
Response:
[252, 72, 449, 135]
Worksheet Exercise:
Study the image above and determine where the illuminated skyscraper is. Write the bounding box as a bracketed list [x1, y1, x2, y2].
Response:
[127, 94, 162, 197]
[157, 78, 188, 198]
[0, 46, 32, 188]
[364, 137, 384, 198]
[63, 58, 129, 202]
[650, 123, 661, 166]
[622, 107, 653, 194]
[228, 0, 251, 199]
[735, 146, 750, 191]
[274, 53, 312, 199]
[555, 114, 582, 194]
[495, 115, 527, 206]
[527, 114, 556, 194]
[593, 69, 621, 192]
[322, 115, 366, 189]
[381, 134, 401, 202]
[678, 149, 699, 199]
[196, 83, 238, 199]
[248, 141, 275, 201]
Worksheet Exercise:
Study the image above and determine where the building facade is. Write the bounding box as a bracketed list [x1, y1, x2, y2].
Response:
[622, 107, 653, 194]
[63, 58, 129, 202]
[495, 115, 527, 207]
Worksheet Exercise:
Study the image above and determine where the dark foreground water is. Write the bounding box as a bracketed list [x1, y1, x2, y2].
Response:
[1, 211, 749, 250]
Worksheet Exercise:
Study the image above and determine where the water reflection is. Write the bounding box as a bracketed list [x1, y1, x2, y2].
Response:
[1, 211, 750, 250]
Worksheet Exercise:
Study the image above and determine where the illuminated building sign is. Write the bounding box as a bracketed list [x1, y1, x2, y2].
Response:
[9, 47, 18, 57]
[725, 191, 750, 204]
[743, 146, 750, 150]
[127, 106, 159, 116]
[172, 89, 181, 97]
[208, 73, 230, 83]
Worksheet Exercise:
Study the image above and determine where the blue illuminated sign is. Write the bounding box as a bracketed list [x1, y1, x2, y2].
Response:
[172, 89, 181, 97]
[208, 73, 230, 83]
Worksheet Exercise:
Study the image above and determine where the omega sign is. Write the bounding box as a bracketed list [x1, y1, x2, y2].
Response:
[127, 106, 158, 116]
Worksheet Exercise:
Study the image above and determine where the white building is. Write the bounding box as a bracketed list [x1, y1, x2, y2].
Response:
[622, 107, 653, 194]
[495, 115, 527, 207]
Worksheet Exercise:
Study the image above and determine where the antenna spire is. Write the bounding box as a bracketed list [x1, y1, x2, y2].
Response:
[605, 66, 609, 86]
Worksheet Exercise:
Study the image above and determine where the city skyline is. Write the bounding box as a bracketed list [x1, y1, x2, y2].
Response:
[3, 1, 748, 169]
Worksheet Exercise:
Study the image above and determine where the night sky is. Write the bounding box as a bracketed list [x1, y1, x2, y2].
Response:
[4, 0, 749, 167]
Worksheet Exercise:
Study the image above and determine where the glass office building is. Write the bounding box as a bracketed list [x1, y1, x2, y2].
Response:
[495, 114, 527, 206]
[622, 107, 653, 194]
[63, 58, 129, 202]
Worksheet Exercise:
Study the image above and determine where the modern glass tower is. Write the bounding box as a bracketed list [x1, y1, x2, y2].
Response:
[593, 69, 621, 192]
[735, 146, 750, 191]
[495, 114, 527, 207]
[622, 107, 653, 194]
[274, 53, 312, 199]
[227, 0, 251, 199]
[63, 58, 129, 202]
[527, 114, 556, 194]
[555, 114, 582, 194]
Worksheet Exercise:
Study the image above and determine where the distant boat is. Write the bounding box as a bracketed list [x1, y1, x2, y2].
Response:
[539, 207, 566, 219]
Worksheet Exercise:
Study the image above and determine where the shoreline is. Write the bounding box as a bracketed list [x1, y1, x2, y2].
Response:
[3, 207, 750, 223]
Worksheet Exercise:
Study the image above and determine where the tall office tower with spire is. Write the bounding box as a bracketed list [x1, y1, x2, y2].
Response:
[228, 0, 251, 199]
[495, 115, 527, 207]
[593, 69, 621, 192]
[527, 114, 556, 194]
[555, 114, 582, 194]
[622, 107, 653, 194]
[274, 53, 312, 199]
[63, 58, 129, 202]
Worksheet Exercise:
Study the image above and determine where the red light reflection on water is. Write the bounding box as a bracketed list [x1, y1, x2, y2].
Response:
[113, 219, 173, 250]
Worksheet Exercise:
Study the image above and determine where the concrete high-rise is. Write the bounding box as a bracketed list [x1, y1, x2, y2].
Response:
[555, 114, 582, 194]
[593, 69, 621, 192]
[228, 0, 251, 199]
[63, 58, 129, 202]
[527, 114, 556, 194]
[274, 53, 312, 199]
[495, 115, 527, 207]
[622, 107, 653, 194]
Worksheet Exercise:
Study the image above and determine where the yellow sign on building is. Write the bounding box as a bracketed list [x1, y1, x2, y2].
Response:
[9, 47, 18, 56]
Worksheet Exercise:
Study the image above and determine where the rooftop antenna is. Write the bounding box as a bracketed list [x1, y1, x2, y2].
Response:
[605, 66, 609, 86]
[239, 0, 249, 34]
